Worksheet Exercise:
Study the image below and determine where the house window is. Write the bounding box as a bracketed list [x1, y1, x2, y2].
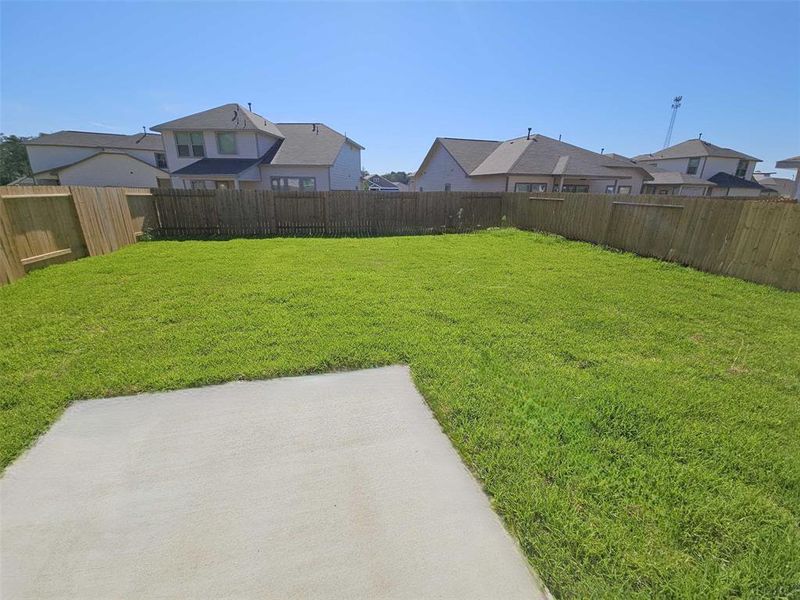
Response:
[155, 152, 168, 169]
[189, 180, 207, 190]
[514, 183, 547, 193]
[687, 157, 700, 175]
[176, 132, 205, 157]
[216, 132, 236, 155]
[271, 176, 316, 192]
[605, 184, 616, 194]
[735, 159, 748, 178]
[560, 184, 589, 193]
[444, 183, 451, 192]
[617, 186, 632, 195]
[215, 180, 235, 190]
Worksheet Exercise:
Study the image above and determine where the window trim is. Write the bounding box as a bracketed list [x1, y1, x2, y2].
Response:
[175, 131, 206, 158]
[687, 157, 701, 175]
[560, 184, 590, 193]
[270, 176, 317, 192]
[617, 185, 632, 195]
[514, 182, 548, 193]
[605, 184, 616, 194]
[215, 132, 237, 155]
[735, 159, 748, 178]
[155, 152, 168, 169]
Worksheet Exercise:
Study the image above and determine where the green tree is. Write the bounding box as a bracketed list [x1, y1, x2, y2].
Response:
[0, 134, 32, 185]
[381, 171, 409, 184]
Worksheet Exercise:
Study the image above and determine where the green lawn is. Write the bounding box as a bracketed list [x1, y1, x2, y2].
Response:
[1, 229, 798, 598]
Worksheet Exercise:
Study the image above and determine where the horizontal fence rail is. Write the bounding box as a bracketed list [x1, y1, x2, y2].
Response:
[1, 186, 798, 290]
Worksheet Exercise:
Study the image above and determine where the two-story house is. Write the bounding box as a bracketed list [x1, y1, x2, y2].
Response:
[151, 104, 363, 191]
[633, 139, 767, 197]
[22, 131, 169, 188]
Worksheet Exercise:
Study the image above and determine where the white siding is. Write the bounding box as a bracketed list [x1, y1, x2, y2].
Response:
[58, 154, 166, 187]
[415, 144, 505, 191]
[27, 146, 97, 173]
[642, 156, 758, 181]
[161, 130, 280, 173]
[329, 142, 362, 190]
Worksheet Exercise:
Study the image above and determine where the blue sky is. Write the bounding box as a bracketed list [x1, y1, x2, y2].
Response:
[2, 1, 798, 177]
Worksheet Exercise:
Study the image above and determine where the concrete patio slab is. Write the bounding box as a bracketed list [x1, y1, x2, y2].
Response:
[1, 366, 548, 599]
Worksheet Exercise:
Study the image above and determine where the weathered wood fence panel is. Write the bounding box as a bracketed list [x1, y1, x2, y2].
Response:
[513, 193, 800, 290]
[150, 190, 506, 238]
[0, 186, 798, 290]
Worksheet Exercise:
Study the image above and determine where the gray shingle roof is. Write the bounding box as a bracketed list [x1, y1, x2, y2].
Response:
[366, 174, 399, 188]
[776, 156, 800, 168]
[267, 123, 363, 166]
[24, 131, 164, 151]
[172, 158, 260, 176]
[469, 134, 651, 179]
[438, 138, 502, 174]
[633, 139, 760, 162]
[707, 172, 766, 190]
[642, 166, 715, 186]
[151, 103, 284, 138]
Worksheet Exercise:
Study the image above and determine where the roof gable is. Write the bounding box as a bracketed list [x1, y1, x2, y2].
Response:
[151, 103, 284, 138]
[266, 123, 358, 166]
[633, 139, 761, 162]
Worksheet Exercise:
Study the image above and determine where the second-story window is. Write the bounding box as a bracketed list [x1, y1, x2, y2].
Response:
[687, 157, 700, 175]
[155, 152, 168, 169]
[176, 132, 205, 157]
[216, 132, 237, 155]
[735, 159, 748, 178]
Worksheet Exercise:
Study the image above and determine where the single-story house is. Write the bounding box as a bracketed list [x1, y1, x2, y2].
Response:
[633, 138, 766, 197]
[775, 156, 800, 200]
[413, 134, 651, 194]
[151, 103, 364, 191]
[21, 131, 169, 188]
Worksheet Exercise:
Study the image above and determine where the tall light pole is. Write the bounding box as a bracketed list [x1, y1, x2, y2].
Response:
[663, 96, 683, 149]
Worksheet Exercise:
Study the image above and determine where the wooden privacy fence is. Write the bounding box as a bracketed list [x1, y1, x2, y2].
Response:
[511, 193, 800, 291]
[1, 186, 799, 291]
[0, 186, 152, 285]
[152, 189, 505, 237]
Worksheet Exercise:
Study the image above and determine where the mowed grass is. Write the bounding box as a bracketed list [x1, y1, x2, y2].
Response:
[1, 229, 798, 597]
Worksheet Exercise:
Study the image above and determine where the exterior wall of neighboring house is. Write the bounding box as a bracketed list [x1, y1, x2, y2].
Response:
[414, 144, 505, 191]
[27, 145, 163, 175]
[161, 130, 279, 173]
[506, 175, 554, 191]
[329, 142, 362, 190]
[698, 156, 756, 180]
[709, 186, 761, 198]
[642, 156, 757, 181]
[643, 184, 710, 196]
[27, 145, 98, 173]
[57, 153, 166, 187]
[260, 165, 331, 191]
